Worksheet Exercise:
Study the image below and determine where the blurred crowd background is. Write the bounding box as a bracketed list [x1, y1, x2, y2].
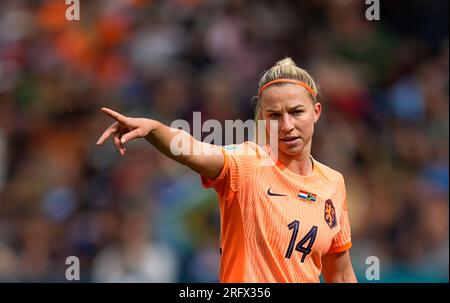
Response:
[0, 0, 448, 282]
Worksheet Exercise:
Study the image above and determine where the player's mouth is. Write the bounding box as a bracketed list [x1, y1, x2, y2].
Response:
[280, 136, 301, 146]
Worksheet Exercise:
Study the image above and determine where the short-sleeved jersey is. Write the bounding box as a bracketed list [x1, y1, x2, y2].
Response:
[201, 141, 352, 283]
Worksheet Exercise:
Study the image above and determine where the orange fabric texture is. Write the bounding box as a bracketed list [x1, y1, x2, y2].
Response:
[201, 141, 352, 283]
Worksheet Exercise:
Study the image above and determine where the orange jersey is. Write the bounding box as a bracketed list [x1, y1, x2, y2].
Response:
[201, 141, 352, 283]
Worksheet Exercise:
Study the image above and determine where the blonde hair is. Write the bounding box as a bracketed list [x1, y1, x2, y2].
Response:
[254, 57, 319, 142]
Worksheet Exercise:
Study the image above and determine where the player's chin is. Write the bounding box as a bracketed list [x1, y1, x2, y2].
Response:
[279, 141, 304, 156]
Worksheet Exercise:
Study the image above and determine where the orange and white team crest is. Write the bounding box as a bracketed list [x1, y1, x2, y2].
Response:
[324, 199, 337, 229]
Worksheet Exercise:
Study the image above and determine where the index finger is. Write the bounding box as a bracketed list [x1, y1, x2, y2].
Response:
[101, 107, 128, 123]
[96, 122, 118, 145]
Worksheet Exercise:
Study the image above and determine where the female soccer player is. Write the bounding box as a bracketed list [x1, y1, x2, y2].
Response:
[96, 58, 357, 283]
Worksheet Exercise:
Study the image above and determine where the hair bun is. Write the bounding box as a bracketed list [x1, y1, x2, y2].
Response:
[275, 57, 297, 67]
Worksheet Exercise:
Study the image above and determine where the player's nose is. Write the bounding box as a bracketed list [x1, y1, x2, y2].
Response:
[279, 113, 294, 133]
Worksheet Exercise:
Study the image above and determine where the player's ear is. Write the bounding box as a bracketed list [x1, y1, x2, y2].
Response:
[313, 102, 322, 123]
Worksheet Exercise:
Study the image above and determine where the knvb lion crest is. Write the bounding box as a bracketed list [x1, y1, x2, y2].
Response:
[324, 199, 337, 229]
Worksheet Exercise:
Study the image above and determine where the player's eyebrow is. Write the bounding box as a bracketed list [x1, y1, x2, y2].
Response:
[288, 105, 305, 111]
[265, 108, 280, 113]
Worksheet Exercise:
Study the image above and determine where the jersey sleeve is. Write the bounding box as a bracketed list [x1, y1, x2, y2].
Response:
[327, 175, 352, 253]
[200, 142, 256, 199]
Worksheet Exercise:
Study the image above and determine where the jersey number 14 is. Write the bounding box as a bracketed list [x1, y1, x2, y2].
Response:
[285, 220, 318, 262]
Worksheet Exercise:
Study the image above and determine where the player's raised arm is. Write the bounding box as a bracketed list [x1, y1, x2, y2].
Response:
[96, 107, 224, 180]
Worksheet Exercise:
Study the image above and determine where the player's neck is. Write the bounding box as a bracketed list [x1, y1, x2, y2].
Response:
[278, 150, 314, 177]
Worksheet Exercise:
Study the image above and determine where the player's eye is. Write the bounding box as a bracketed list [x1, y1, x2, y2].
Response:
[291, 110, 304, 116]
[269, 113, 281, 118]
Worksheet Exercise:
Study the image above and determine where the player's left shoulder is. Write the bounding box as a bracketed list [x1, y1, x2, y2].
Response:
[312, 157, 345, 186]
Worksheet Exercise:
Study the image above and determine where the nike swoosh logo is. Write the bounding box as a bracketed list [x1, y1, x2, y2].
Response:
[267, 188, 287, 197]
